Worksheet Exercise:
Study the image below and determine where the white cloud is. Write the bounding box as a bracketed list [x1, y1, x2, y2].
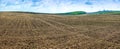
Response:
[0, 0, 120, 13]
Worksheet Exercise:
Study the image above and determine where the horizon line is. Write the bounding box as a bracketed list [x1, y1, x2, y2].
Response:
[0, 10, 120, 13]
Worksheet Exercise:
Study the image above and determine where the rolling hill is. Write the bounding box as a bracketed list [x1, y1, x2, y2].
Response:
[90, 11, 120, 15]
[55, 11, 86, 15]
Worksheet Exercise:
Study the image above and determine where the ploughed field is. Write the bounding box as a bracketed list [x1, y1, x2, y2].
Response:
[0, 12, 120, 49]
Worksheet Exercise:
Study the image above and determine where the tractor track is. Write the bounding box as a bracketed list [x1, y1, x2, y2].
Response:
[0, 13, 120, 49]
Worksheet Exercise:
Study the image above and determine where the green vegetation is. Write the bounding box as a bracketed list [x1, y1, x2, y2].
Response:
[90, 10, 120, 15]
[56, 11, 86, 15]
[1, 10, 120, 15]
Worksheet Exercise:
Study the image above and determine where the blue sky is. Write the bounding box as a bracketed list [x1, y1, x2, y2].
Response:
[0, 0, 120, 13]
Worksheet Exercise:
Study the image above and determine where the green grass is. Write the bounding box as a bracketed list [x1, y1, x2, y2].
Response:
[55, 11, 86, 15]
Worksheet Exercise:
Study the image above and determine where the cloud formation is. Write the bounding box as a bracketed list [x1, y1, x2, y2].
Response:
[0, 0, 120, 13]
